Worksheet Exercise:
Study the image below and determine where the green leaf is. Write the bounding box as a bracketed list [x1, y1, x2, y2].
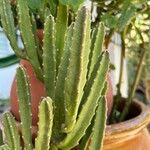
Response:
[101, 14, 118, 29]
[59, 0, 84, 10]
[27, 0, 42, 11]
[131, 0, 147, 4]
[118, 5, 136, 31]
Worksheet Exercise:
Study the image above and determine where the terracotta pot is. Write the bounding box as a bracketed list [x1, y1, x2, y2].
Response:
[10, 60, 46, 125]
[36, 29, 44, 43]
[103, 100, 150, 150]
[106, 76, 113, 116]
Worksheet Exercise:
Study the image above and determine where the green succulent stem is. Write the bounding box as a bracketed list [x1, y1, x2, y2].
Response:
[17, 0, 43, 81]
[16, 66, 33, 150]
[55, 4, 68, 72]
[35, 97, 53, 150]
[58, 52, 109, 149]
[43, 15, 56, 99]
[63, 7, 91, 133]
[2, 112, 21, 150]
[0, 0, 26, 59]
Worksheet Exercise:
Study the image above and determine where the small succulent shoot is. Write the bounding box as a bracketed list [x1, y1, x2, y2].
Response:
[35, 97, 53, 150]
[0, 4, 110, 150]
[43, 15, 56, 99]
[16, 66, 33, 150]
[55, 4, 68, 72]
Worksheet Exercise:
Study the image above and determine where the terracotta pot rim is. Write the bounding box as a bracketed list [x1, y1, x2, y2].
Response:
[106, 99, 150, 138]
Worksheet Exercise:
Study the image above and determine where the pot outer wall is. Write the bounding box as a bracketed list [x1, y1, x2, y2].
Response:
[103, 100, 150, 150]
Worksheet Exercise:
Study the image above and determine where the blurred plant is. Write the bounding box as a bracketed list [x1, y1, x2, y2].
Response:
[89, 0, 150, 122]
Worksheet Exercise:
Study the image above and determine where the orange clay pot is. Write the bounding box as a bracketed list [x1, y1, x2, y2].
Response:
[103, 100, 150, 150]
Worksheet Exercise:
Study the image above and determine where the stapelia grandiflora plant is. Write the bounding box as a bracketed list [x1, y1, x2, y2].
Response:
[0, 1, 110, 150]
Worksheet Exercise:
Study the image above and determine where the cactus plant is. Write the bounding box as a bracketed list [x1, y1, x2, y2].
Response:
[0, 1, 110, 149]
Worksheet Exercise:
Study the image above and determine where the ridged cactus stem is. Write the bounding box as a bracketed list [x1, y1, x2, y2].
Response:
[16, 66, 33, 150]
[58, 52, 109, 149]
[63, 7, 91, 133]
[89, 97, 107, 150]
[87, 23, 105, 79]
[35, 97, 53, 150]
[55, 4, 68, 72]
[2, 112, 21, 150]
[0, 0, 26, 59]
[17, 0, 43, 81]
[52, 24, 73, 141]
[43, 15, 56, 99]
[79, 82, 108, 150]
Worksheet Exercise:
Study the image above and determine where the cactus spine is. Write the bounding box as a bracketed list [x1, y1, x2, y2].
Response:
[0, 4, 110, 150]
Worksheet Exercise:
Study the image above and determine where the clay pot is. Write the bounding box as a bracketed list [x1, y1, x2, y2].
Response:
[103, 100, 150, 150]
[36, 29, 44, 43]
[106, 76, 113, 116]
[10, 60, 46, 126]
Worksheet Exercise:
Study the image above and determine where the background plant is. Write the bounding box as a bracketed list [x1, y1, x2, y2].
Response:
[89, 0, 150, 122]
